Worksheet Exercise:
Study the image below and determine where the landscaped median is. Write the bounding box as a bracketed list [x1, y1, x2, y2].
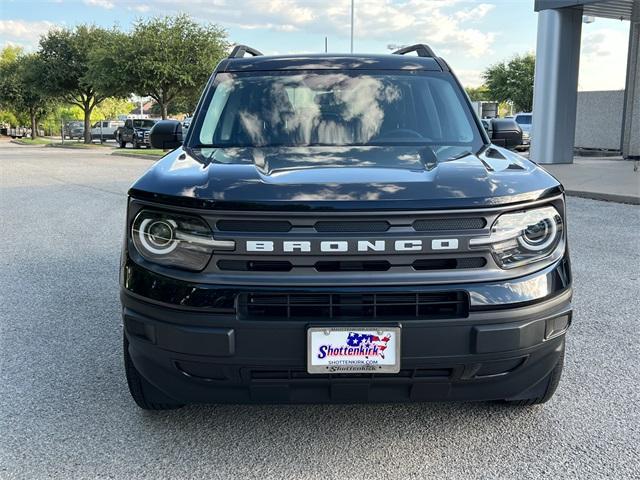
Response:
[110, 149, 165, 160]
[10, 137, 56, 146]
[10, 137, 112, 149]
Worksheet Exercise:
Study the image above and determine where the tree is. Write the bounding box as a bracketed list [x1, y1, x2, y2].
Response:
[0, 53, 51, 138]
[92, 97, 135, 120]
[465, 85, 491, 102]
[96, 15, 228, 119]
[39, 26, 124, 143]
[483, 53, 535, 112]
[0, 45, 23, 66]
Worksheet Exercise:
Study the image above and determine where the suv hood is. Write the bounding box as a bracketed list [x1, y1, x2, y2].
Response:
[130, 145, 562, 210]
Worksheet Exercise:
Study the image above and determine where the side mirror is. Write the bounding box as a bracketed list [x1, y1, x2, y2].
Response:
[150, 120, 183, 150]
[490, 118, 523, 150]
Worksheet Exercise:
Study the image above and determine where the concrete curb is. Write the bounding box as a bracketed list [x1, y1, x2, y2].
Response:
[565, 190, 639, 205]
[110, 152, 162, 161]
[48, 144, 108, 150]
[9, 140, 47, 147]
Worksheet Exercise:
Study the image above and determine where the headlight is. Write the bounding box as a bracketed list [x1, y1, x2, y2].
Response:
[131, 210, 234, 271]
[470, 206, 563, 269]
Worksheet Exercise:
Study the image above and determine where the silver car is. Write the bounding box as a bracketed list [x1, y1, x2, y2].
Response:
[514, 112, 532, 147]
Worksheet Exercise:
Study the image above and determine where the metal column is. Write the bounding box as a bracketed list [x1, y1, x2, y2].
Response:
[621, 1, 640, 160]
[530, 7, 583, 164]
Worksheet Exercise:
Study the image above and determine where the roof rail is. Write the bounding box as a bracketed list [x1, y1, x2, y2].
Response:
[392, 44, 436, 58]
[228, 44, 263, 59]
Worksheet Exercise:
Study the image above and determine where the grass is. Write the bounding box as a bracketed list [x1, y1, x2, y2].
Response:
[48, 141, 111, 149]
[111, 148, 165, 157]
[11, 137, 55, 145]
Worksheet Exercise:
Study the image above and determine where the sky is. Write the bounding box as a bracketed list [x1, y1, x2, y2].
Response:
[0, 0, 631, 91]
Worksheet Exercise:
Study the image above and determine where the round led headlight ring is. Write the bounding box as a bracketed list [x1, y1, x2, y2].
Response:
[138, 218, 179, 255]
[517, 218, 557, 252]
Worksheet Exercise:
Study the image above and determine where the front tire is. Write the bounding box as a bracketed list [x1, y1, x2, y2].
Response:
[123, 334, 184, 410]
[504, 345, 565, 406]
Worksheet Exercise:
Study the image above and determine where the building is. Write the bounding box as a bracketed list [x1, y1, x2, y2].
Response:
[531, 0, 639, 163]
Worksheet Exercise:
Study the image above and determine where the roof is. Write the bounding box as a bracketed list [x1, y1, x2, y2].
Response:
[534, 0, 637, 21]
[219, 54, 445, 73]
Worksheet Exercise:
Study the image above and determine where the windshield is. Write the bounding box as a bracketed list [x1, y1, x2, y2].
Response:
[515, 114, 532, 125]
[133, 119, 156, 128]
[191, 71, 483, 149]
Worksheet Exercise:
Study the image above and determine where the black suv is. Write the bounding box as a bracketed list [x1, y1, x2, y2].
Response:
[117, 118, 157, 149]
[121, 45, 571, 409]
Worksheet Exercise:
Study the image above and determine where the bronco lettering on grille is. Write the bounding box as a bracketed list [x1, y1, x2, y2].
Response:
[245, 239, 460, 253]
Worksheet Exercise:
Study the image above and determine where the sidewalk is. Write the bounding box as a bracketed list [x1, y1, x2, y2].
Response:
[540, 156, 640, 205]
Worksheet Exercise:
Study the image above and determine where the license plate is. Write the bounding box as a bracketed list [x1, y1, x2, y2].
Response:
[307, 327, 401, 374]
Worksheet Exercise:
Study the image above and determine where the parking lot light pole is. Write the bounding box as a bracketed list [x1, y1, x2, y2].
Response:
[350, 0, 354, 53]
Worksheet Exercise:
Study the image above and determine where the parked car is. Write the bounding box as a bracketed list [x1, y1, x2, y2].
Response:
[117, 118, 158, 149]
[182, 117, 192, 130]
[64, 121, 85, 140]
[122, 44, 571, 410]
[514, 112, 533, 148]
[90, 120, 123, 142]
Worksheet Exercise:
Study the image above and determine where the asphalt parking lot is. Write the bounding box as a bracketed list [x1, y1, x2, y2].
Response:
[1, 142, 639, 479]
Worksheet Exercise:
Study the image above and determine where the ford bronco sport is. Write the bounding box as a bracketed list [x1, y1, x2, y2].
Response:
[121, 44, 571, 409]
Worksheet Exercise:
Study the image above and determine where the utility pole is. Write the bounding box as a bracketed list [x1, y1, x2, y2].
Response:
[325, 36, 328, 53]
[350, 0, 354, 53]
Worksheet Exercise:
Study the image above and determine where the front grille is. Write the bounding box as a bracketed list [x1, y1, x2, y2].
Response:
[218, 259, 484, 272]
[239, 291, 469, 320]
[315, 260, 391, 272]
[413, 217, 486, 231]
[217, 260, 293, 272]
[314, 221, 390, 232]
[206, 209, 497, 280]
[412, 257, 486, 270]
[217, 220, 292, 232]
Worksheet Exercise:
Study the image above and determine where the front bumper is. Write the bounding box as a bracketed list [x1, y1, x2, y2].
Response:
[121, 258, 572, 404]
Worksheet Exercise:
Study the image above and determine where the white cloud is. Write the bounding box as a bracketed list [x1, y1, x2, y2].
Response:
[84, 0, 114, 9]
[128, 4, 150, 12]
[0, 20, 57, 49]
[454, 69, 484, 88]
[101, 0, 498, 58]
[579, 27, 629, 91]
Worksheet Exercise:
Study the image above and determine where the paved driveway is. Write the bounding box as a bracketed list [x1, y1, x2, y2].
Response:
[1, 143, 639, 479]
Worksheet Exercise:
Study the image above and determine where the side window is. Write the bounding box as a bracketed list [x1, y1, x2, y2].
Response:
[429, 79, 474, 142]
[125, 120, 132, 128]
[200, 75, 234, 144]
[102, 121, 109, 128]
[92, 122, 99, 129]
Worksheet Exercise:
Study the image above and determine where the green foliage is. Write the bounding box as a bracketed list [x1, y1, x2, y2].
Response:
[483, 53, 535, 112]
[465, 85, 492, 102]
[0, 52, 52, 136]
[92, 97, 135, 120]
[94, 14, 228, 118]
[39, 26, 125, 142]
[0, 45, 24, 66]
[0, 110, 19, 125]
[0, 15, 227, 132]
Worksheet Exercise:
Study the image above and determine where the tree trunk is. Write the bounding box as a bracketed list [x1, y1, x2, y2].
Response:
[83, 108, 92, 144]
[30, 111, 38, 139]
[161, 102, 168, 120]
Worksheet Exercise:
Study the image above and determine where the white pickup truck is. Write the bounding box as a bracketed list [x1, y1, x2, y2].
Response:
[90, 120, 124, 142]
